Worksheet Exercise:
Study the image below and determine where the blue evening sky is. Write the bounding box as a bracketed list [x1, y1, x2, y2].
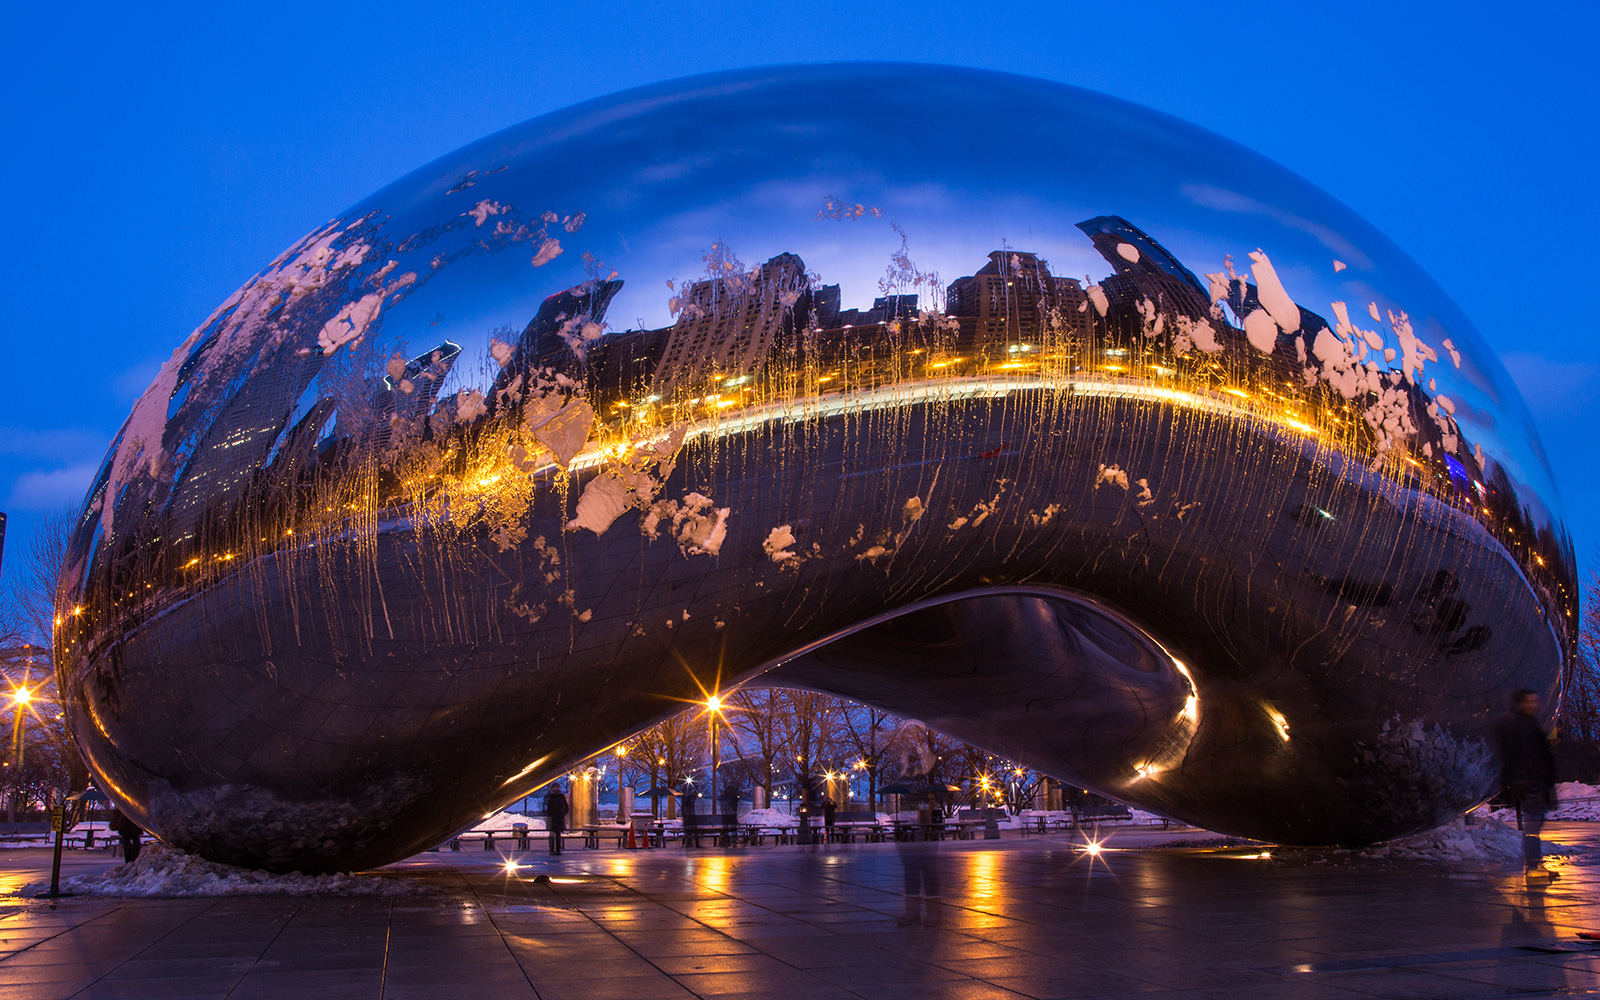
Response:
[2, 1, 1596, 605]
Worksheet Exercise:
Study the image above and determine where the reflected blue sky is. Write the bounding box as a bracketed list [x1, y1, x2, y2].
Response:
[2, 1, 1597, 611]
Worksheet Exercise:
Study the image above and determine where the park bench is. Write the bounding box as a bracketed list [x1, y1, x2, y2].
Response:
[681, 813, 737, 848]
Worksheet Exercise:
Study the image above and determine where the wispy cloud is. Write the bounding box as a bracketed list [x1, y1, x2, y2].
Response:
[5, 463, 97, 511]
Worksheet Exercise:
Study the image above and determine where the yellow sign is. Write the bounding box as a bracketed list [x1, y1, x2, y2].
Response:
[49, 805, 64, 832]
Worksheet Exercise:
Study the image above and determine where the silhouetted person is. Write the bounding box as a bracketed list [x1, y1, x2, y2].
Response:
[1497, 689, 1556, 877]
[823, 796, 837, 837]
[545, 787, 569, 856]
[107, 808, 142, 865]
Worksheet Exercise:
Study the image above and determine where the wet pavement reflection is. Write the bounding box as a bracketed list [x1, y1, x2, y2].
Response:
[1, 823, 1598, 998]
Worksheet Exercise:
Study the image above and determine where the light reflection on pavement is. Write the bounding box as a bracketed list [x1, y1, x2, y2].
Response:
[0, 823, 1595, 998]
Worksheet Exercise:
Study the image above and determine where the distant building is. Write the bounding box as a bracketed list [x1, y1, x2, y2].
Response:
[811, 284, 841, 329]
[836, 294, 919, 328]
[945, 251, 1086, 344]
[653, 253, 810, 395]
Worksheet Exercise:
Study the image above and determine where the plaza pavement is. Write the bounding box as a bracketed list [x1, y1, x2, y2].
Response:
[1, 823, 1598, 999]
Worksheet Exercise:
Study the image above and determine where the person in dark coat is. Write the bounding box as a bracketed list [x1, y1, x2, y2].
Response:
[822, 795, 837, 839]
[1496, 689, 1557, 875]
[107, 808, 142, 865]
[545, 786, 570, 856]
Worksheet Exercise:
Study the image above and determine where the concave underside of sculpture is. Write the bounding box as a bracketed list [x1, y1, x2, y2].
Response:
[56, 64, 1574, 873]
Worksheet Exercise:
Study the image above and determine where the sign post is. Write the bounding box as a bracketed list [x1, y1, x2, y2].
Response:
[36, 799, 71, 899]
[35, 787, 105, 900]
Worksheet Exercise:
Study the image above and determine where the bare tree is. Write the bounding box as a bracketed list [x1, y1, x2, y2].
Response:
[1, 510, 88, 813]
[725, 688, 787, 802]
[17, 506, 74, 646]
[773, 689, 846, 794]
[629, 708, 708, 819]
[838, 703, 894, 812]
[1556, 571, 1600, 782]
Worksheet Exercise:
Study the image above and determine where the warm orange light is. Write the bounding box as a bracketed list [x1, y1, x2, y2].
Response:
[12, 688, 32, 706]
[706, 695, 723, 712]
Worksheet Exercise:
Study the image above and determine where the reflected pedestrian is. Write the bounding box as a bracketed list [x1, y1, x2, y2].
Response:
[897, 795, 943, 925]
[1496, 689, 1557, 879]
[107, 807, 142, 865]
[890, 720, 944, 925]
[545, 784, 569, 856]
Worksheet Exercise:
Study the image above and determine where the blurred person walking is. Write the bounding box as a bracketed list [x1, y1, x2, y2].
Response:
[545, 785, 569, 856]
[1497, 689, 1557, 879]
[892, 721, 944, 924]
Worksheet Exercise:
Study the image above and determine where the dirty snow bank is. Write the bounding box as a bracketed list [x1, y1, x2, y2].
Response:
[1361, 818, 1523, 863]
[18, 845, 431, 898]
[470, 810, 545, 832]
[1486, 782, 1600, 823]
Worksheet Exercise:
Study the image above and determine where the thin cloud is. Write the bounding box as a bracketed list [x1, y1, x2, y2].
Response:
[5, 463, 97, 511]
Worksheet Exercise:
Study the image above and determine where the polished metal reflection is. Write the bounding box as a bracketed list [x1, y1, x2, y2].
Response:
[56, 64, 1575, 872]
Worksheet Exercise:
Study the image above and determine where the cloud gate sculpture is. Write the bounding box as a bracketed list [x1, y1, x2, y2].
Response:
[57, 64, 1575, 873]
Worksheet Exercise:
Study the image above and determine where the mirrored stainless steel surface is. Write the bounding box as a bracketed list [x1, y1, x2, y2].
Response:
[56, 64, 1574, 872]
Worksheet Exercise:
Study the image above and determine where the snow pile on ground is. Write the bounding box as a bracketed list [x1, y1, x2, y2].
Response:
[19, 845, 430, 898]
[469, 810, 544, 831]
[1484, 783, 1600, 823]
[740, 809, 798, 827]
[1361, 818, 1523, 863]
[1551, 783, 1600, 820]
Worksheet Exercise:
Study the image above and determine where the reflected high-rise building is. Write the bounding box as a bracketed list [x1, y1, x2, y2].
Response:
[1076, 215, 1212, 324]
[653, 252, 809, 395]
[946, 251, 1087, 345]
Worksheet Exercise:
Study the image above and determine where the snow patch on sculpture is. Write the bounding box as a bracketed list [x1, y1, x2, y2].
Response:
[531, 237, 563, 267]
[568, 475, 631, 536]
[1095, 463, 1130, 490]
[673, 494, 730, 557]
[764, 525, 798, 562]
[1242, 309, 1279, 354]
[531, 400, 595, 470]
[1247, 249, 1300, 333]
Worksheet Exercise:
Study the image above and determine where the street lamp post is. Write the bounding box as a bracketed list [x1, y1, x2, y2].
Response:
[8, 686, 30, 823]
[706, 695, 722, 817]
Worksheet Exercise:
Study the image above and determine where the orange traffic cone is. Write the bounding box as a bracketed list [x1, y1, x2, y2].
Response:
[626, 826, 638, 850]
